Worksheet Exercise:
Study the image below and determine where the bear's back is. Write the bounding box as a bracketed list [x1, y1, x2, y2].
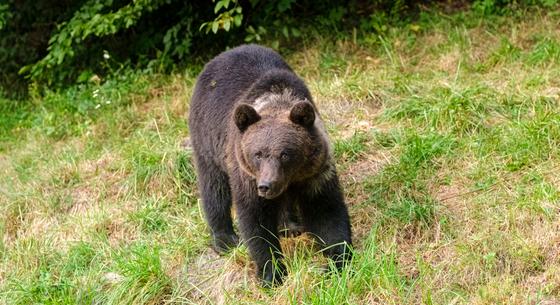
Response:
[189, 45, 293, 168]
[194, 45, 292, 108]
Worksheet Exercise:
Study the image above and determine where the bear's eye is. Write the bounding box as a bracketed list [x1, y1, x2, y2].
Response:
[255, 152, 263, 160]
[280, 152, 289, 161]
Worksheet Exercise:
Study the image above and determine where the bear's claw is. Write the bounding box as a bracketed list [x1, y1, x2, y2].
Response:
[212, 232, 240, 254]
[261, 261, 286, 288]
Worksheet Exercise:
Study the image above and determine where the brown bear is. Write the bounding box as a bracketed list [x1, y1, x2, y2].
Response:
[188, 44, 352, 286]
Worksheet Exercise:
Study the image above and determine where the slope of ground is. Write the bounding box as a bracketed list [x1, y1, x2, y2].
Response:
[1, 7, 560, 305]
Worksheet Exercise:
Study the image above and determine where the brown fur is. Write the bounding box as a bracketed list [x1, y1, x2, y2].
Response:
[229, 89, 330, 194]
[188, 44, 352, 286]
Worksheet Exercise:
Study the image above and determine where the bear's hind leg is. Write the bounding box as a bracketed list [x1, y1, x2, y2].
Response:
[195, 157, 239, 253]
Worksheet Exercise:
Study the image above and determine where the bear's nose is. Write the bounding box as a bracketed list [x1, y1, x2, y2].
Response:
[258, 182, 271, 193]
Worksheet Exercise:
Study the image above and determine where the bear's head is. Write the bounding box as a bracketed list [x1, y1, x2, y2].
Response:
[233, 100, 329, 199]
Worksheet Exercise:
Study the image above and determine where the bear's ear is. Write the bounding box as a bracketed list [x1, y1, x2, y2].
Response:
[289, 101, 315, 128]
[234, 104, 261, 132]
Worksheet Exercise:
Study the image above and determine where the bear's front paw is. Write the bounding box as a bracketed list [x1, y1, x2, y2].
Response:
[212, 232, 240, 254]
[260, 261, 287, 288]
[280, 222, 304, 238]
[328, 243, 353, 271]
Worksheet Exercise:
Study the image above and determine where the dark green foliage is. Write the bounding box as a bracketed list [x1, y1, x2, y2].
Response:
[1, 0, 558, 98]
[2, 0, 357, 96]
[472, 0, 558, 15]
[0, 0, 86, 98]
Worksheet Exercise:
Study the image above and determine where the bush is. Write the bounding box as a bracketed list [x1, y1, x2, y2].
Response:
[0, 0, 558, 98]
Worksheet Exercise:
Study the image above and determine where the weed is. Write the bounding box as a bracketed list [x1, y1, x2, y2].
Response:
[334, 131, 369, 163]
[527, 36, 560, 65]
[129, 198, 169, 233]
[103, 244, 172, 304]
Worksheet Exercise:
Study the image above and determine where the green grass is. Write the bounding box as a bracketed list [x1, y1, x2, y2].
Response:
[334, 131, 369, 163]
[2, 5, 560, 305]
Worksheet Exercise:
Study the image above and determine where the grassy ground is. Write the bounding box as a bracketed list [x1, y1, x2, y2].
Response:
[2, 6, 560, 305]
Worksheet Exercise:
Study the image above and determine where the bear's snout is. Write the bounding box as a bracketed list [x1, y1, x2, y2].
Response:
[257, 181, 271, 193]
[257, 179, 285, 199]
[257, 180, 273, 198]
[256, 160, 286, 199]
